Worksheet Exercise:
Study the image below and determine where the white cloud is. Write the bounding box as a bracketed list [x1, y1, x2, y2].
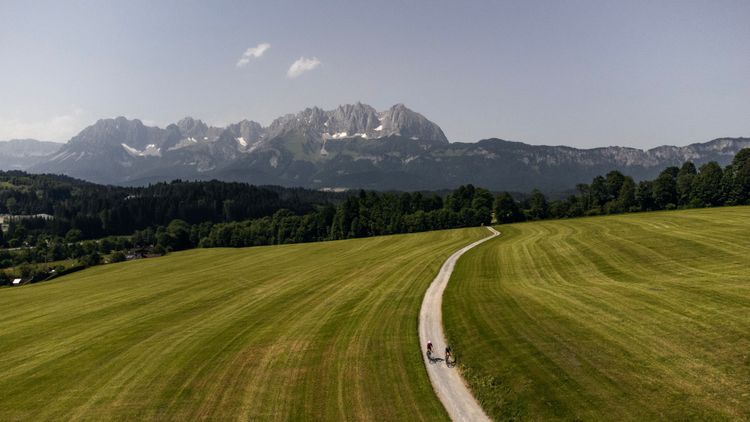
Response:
[236, 42, 271, 67]
[0, 107, 92, 141]
[287, 56, 321, 78]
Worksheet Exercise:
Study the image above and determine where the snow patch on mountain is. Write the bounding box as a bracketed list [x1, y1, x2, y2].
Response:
[121, 143, 140, 156]
[121, 143, 161, 157]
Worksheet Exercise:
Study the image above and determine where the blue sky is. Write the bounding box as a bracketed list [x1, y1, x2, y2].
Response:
[0, 0, 748, 148]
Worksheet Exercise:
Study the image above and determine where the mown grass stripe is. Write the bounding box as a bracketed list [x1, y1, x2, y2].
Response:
[0, 227, 486, 421]
[444, 207, 750, 421]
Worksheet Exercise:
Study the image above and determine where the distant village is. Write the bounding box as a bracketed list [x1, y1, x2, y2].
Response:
[1, 213, 164, 287]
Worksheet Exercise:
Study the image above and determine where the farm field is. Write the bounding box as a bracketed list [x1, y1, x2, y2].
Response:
[444, 206, 750, 421]
[0, 227, 486, 421]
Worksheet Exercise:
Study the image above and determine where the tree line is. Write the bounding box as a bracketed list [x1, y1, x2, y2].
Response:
[199, 185, 493, 247]
[494, 148, 750, 223]
[1, 178, 493, 284]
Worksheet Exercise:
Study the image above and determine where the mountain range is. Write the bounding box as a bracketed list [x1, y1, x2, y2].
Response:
[0, 139, 63, 171]
[1, 103, 748, 192]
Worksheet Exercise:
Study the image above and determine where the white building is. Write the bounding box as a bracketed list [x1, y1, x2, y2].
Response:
[0, 213, 54, 232]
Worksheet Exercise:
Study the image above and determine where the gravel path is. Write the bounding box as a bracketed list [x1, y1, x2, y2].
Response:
[418, 226, 499, 422]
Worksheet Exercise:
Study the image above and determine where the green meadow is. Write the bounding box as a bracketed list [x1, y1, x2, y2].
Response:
[445, 207, 750, 421]
[4, 206, 749, 421]
[0, 227, 486, 421]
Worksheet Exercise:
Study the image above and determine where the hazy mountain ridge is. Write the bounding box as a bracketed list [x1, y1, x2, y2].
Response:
[0, 139, 62, 171]
[10, 103, 749, 191]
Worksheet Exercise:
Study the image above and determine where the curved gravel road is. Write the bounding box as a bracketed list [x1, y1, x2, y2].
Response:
[419, 226, 499, 422]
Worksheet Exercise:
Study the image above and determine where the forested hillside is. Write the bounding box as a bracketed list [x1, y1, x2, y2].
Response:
[0, 174, 493, 284]
[0, 172, 341, 240]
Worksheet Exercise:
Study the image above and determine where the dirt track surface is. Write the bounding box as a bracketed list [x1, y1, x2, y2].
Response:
[418, 226, 499, 421]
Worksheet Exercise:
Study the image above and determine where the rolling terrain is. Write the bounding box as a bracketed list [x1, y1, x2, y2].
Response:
[0, 227, 486, 421]
[444, 207, 750, 420]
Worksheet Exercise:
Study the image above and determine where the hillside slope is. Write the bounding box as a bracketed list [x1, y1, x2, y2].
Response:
[444, 207, 750, 420]
[0, 227, 485, 421]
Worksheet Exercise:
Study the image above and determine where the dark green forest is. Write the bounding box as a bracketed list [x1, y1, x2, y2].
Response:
[494, 148, 750, 223]
[0, 173, 341, 239]
[0, 174, 492, 284]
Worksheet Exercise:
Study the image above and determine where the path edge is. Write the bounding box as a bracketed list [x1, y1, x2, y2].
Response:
[418, 226, 500, 422]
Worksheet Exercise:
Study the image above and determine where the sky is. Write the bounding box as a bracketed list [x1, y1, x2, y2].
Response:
[0, 0, 748, 148]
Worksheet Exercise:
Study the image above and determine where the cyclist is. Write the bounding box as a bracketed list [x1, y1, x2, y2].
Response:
[426, 340, 433, 357]
[445, 345, 452, 363]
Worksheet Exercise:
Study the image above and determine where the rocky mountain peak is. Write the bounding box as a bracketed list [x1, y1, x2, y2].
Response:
[225, 120, 266, 150]
[328, 102, 380, 134]
[176, 117, 209, 138]
[93, 116, 144, 131]
[69, 117, 153, 149]
[377, 104, 448, 144]
[264, 102, 447, 144]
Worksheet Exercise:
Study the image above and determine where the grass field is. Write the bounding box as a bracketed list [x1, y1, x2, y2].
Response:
[444, 207, 750, 421]
[0, 227, 486, 421]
